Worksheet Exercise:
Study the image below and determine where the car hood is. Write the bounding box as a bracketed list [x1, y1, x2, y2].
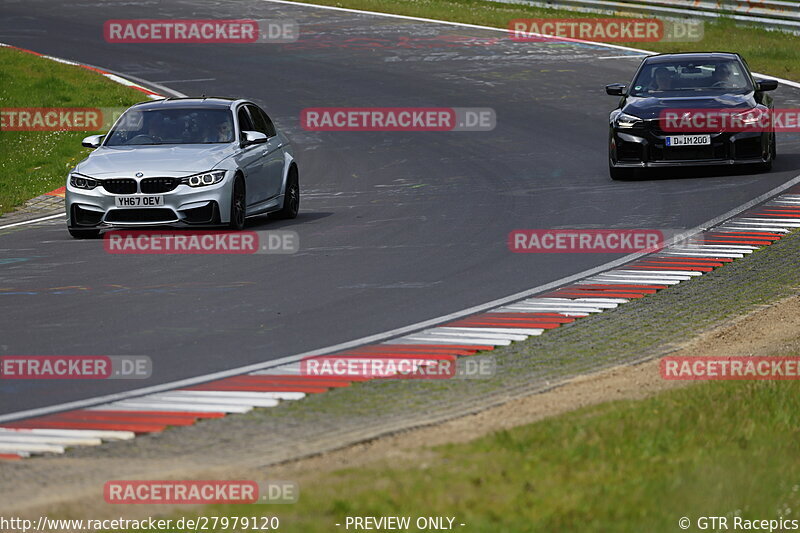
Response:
[622, 92, 759, 120]
[76, 144, 237, 177]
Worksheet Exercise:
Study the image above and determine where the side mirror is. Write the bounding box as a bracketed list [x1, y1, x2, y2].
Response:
[605, 83, 627, 96]
[82, 134, 104, 148]
[757, 79, 778, 92]
[241, 130, 268, 146]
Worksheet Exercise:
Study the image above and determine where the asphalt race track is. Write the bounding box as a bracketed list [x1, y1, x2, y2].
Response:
[2, 0, 800, 416]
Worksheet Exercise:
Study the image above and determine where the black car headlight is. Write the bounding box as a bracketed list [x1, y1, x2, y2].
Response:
[69, 173, 98, 190]
[180, 170, 227, 188]
[615, 112, 643, 129]
[733, 107, 768, 126]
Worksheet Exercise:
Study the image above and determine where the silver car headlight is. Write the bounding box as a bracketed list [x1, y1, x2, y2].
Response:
[616, 112, 643, 129]
[69, 172, 99, 190]
[180, 170, 227, 188]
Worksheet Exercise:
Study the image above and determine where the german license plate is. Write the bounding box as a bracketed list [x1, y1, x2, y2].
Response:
[665, 135, 711, 147]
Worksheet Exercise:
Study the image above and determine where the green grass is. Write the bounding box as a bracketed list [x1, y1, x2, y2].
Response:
[286, 0, 800, 80]
[189, 379, 800, 532]
[0, 47, 144, 215]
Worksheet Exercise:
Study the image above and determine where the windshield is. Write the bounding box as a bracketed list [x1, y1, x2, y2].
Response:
[629, 59, 753, 97]
[104, 107, 235, 146]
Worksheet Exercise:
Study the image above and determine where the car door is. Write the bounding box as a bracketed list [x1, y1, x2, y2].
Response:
[235, 105, 266, 208]
[246, 104, 285, 202]
[248, 105, 284, 198]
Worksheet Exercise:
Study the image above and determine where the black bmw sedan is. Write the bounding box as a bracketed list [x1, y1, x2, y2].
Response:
[606, 52, 778, 180]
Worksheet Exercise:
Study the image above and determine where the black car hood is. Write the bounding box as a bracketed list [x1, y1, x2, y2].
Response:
[622, 92, 758, 120]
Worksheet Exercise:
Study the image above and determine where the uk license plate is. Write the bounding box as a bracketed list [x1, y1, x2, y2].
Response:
[114, 195, 165, 207]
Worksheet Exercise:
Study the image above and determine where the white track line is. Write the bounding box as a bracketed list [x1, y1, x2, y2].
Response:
[0, 428, 134, 440]
[155, 391, 306, 401]
[97, 401, 253, 414]
[141, 395, 281, 408]
[738, 218, 800, 225]
[717, 226, 790, 232]
[567, 298, 629, 303]
[496, 305, 605, 313]
[0, 434, 102, 446]
[385, 336, 512, 346]
[519, 299, 619, 308]
[657, 251, 745, 259]
[0, 442, 64, 454]
[421, 329, 530, 341]
[616, 269, 704, 276]
[0, 213, 64, 230]
[436, 327, 546, 335]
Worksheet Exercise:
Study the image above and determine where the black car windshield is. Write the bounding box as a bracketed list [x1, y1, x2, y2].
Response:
[629, 59, 753, 97]
[104, 107, 235, 146]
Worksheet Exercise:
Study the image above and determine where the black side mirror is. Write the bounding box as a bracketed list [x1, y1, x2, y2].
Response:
[756, 79, 778, 92]
[605, 83, 627, 96]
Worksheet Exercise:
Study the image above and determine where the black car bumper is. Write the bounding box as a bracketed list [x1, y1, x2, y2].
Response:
[609, 129, 771, 168]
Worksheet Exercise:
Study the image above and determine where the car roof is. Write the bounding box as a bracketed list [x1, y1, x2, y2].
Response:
[130, 97, 244, 111]
[644, 52, 741, 64]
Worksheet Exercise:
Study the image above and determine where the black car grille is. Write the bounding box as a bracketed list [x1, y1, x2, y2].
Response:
[617, 141, 642, 161]
[71, 205, 103, 226]
[105, 209, 176, 223]
[180, 202, 217, 224]
[650, 143, 727, 162]
[734, 137, 762, 159]
[141, 177, 180, 194]
[101, 178, 137, 194]
[662, 146, 715, 161]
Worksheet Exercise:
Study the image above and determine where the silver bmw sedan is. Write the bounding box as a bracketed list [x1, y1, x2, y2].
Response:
[66, 97, 299, 238]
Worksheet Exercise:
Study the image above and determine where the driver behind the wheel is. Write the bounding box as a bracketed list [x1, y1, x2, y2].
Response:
[147, 116, 167, 142]
[711, 63, 734, 87]
[215, 120, 233, 142]
[652, 67, 673, 91]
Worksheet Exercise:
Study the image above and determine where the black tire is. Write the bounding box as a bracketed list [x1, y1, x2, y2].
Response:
[229, 175, 246, 230]
[770, 131, 777, 160]
[755, 132, 776, 173]
[68, 228, 101, 239]
[272, 167, 299, 220]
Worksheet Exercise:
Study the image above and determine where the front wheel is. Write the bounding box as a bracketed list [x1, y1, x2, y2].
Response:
[272, 167, 299, 220]
[68, 228, 101, 239]
[770, 131, 777, 161]
[756, 132, 777, 173]
[228, 176, 246, 230]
